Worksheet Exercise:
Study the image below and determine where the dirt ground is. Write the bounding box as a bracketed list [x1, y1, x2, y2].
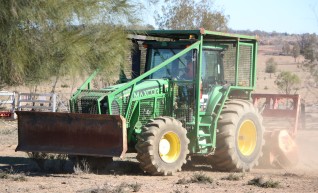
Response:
[1, 117, 318, 193]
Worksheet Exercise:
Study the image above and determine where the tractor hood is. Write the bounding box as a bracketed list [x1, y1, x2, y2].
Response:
[102, 79, 170, 116]
[103, 79, 170, 98]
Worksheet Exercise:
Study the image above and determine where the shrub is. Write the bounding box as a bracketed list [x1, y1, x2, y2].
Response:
[221, 173, 244, 181]
[61, 84, 69, 88]
[176, 172, 213, 185]
[248, 177, 280, 188]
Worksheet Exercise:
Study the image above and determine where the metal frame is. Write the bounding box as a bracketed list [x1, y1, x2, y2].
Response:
[252, 93, 301, 138]
[0, 91, 15, 118]
[18, 93, 57, 112]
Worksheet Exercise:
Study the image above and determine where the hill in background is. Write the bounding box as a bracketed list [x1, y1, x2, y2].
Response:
[255, 33, 318, 105]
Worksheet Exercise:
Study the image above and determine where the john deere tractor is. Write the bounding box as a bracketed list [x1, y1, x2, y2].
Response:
[16, 29, 266, 175]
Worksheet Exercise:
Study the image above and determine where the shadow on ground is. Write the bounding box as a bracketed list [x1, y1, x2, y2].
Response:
[0, 156, 35, 171]
[0, 155, 145, 176]
[0, 154, 221, 177]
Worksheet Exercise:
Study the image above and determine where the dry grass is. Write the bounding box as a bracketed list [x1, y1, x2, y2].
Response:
[177, 172, 213, 184]
[190, 172, 213, 184]
[248, 176, 280, 188]
[283, 172, 300, 177]
[176, 177, 188, 184]
[27, 152, 69, 172]
[0, 170, 9, 179]
[73, 159, 91, 175]
[0, 167, 28, 182]
[0, 128, 14, 135]
[77, 182, 142, 193]
[221, 173, 245, 181]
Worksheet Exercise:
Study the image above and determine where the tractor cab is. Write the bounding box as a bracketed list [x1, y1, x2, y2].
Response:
[144, 41, 194, 80]
[141, 37, 227, 115]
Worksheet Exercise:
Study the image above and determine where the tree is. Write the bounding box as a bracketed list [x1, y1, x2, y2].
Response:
[292, 43, 300, 62]
[298, 33, 318, 62]
[275, 71, 301, 94]
[0, 0, 146, 91]
[265, 58, 277, 78]
[155, 0, 228, 31]
[282, 42, 291, 55]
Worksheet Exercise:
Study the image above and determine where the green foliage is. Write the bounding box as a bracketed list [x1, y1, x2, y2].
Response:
[0, 0, 143, 88]
[155, 0, 228, 30]
[265, 57, 277, 78]
[298, 33, 318, 62]
[292, 43, 300, 62]
[282, 42, 291, 55]
[275, 71, 301, 94]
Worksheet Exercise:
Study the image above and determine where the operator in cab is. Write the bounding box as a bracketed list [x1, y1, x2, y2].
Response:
[181, 54, 195, 80]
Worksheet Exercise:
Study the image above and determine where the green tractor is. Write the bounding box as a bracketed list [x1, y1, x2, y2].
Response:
[16, 29, 265, 175]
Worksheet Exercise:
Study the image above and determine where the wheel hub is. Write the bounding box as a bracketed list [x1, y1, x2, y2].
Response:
[159, 139, 171, 155]
[159, 131, 181, 163]
[238, 119, 257, 156]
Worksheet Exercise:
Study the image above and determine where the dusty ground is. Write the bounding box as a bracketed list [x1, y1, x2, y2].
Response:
[1, 117, 318, 193]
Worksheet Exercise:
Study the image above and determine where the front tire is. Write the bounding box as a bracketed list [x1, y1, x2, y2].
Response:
[211, 99, 265, 172]
[136, 117, 189, 175]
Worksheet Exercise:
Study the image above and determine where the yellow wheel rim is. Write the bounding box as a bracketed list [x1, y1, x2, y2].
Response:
[159, 131, 181, 163]
[237, 120, 257, 156]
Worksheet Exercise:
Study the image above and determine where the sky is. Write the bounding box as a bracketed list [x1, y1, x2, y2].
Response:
[214, 0, 318, 34]
[146, 0, 318, 34]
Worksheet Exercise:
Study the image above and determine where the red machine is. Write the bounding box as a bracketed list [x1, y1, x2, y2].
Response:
[0, 111, 12, 117]
[252, 94, 301, 168]
[0, 92, 15, 119]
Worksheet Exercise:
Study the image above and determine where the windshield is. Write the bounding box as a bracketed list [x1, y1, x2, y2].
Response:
[202, 49, 224, 83]
[148, 48, 193, 80]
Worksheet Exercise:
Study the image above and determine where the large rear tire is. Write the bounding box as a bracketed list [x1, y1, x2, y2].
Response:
[211, 99, 265, 172]
[136, 117, 189, 175]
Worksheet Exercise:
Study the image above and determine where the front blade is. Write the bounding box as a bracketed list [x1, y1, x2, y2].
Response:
[16, 111, 127, 158]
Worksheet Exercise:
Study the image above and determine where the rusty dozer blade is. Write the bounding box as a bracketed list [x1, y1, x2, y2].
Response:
[252, 94, 300, 168]
[15, 111, 127, 158]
